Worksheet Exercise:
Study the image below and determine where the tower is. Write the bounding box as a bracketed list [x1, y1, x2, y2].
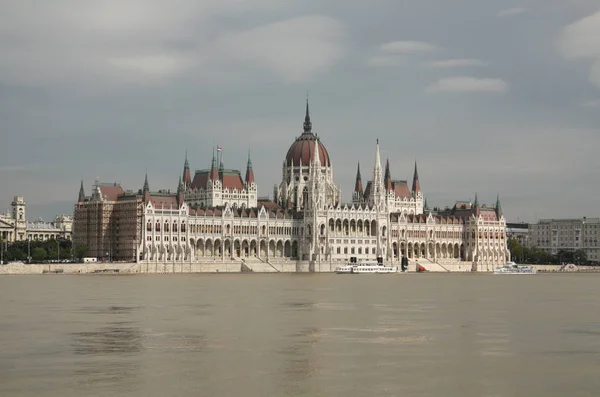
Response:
[369, 139, 385, 210]
[11, 196, 27, 240]
[78, 180, 85, 202]
[352, 162, 363, 203]
[412, 161, 421, 195]
[495, 193, 503, 219]
[182, 151, 192, 189]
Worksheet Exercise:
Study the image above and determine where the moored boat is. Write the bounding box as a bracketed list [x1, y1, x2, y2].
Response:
[335, 260, 398, 274]
[494, 261, 537, 275]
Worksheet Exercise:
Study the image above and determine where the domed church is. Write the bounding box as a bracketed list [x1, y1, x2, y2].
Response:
[74, 100, 510, 272]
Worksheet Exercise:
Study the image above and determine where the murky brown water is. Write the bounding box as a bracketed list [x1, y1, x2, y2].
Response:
[1, 273, 599, 396]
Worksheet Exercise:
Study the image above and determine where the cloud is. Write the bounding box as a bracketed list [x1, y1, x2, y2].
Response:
[425, 59, 487, 69]
[217, 15, 346, 83]
[379, 41, 436, 54]
[497, 8, 529, 18]
[581, 99, 600, 108]
[367, 40, 435, 67]
[425, 77, 508, 94]
[559, 10, 600, 88]
[0, 1, 344, 87]
[366, 55, 406, 67]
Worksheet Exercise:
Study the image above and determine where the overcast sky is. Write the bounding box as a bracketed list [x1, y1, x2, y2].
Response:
[1, 0, 600, 223]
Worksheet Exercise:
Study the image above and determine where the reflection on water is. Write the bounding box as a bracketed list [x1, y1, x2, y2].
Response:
[2, 274, 600, 397]
[279, 327, 322, 396]
[72, 324, 143, 355]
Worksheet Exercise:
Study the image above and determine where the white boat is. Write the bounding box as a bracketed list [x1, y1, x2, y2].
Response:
[335, 260, 398, 274]
[494, 261, 537, 275]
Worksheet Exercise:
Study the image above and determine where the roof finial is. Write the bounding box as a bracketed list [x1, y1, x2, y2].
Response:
[303, 94, 312, 133]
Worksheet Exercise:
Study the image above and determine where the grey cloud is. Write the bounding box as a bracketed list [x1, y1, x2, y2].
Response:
[2, 0, 600, 224]
[497, 8, 529, 18]
[425, 77, 508, 93]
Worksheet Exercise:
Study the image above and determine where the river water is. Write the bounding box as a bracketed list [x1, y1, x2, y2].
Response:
[1, 273, 599, 396]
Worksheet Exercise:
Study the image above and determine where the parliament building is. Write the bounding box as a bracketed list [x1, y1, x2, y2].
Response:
[73, 102, 510, 271]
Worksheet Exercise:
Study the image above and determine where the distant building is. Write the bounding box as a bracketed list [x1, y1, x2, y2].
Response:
[506, 222, 529, 247]
[529, 218, 600, 261]
[0, 196, 72, 243]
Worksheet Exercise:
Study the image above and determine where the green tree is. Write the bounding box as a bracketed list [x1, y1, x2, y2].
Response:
[507, 238, 524, 262]
[573, 249, 587, 265]
[31, 247, 47, 262]
[74, 243, 89, 262]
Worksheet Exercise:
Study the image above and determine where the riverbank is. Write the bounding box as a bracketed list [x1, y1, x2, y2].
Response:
[1, 261, 599, 275]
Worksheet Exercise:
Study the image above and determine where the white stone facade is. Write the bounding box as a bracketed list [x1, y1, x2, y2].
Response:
[0, 196, 72, 242]
[139, 135, 509, 271]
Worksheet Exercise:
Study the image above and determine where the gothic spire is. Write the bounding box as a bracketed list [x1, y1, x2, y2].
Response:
[354, 162, 363, 195]
[303, 97, 312, 133]
[474, 193, 479, 208]
[143, 173, 149, 194]
[209, 147, 218, 183]
[245, 150, 255, 185]
[411, 161, 421, 193]
[78, 180, 85, 202]
[496, 193, 503, 218]
[182, 150, 191, 188]
[424, 197, 429, 211]
[384, 158, 393, 191]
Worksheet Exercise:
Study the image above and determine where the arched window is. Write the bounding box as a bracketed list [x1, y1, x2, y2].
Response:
[147, 222, 152, 232]
[164, 222, 169, 232]
[173, 222, 177, 233]
[181, 222, 186, 233]
[156, 222, 161, 232]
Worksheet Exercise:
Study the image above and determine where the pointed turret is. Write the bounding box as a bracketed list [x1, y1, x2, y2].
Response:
[209, 148, 219, 183]
[384, 158, 393, 191]
[411, 161, 420, 193]
[143, 173, 150, 194]
[474, 193, 479, 208]
[245, 150, 255, 185]
[424, 197, 429, 211]
[354, 162, 363, 195]
[495, 193, 503, 219]
[177, 177, 185, 206]
[303, 97, 312, 133]
[78, 180, 85, 202]
[370, 138, 384, 208]
[182, 150, 191, 188]
[313, 136, 321, 167]
[142, 173, 150, 202]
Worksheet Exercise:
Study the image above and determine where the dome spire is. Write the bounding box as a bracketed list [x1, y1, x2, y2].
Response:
[303, 94, 312, 133]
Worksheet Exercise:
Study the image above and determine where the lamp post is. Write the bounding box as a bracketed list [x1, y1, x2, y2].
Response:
[57, 239, 60, 262]
[27, 237, 31, 263]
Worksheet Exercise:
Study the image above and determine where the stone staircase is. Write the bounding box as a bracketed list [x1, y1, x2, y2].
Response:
[409, 258, 451, 272]
[241, 257, 279, 273]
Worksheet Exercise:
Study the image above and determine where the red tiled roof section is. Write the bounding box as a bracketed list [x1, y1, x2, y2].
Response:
[258, 200, 281, 211]
[393, 182, 410, 198]
[191, 171, 209, 189]
[99, 185, 124, 201]
[150, 195, 179, 208]
[221, 172, 244, 190]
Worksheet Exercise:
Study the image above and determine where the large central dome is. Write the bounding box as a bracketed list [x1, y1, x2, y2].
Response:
[284, 102, 331, 167]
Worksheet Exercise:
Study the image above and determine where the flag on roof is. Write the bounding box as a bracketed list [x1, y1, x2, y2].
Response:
[217, 146, 222, 152]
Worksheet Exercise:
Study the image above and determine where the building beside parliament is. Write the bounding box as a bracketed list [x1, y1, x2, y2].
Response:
[73, 102, 509, 271]
[0, 196, 72, 243]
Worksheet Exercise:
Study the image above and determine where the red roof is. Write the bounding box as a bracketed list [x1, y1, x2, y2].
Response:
[285, 132, 331, 167]
[150, 195, 179, 209]
[393, 181, 410, 199]
[99, 185, 124, 201]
